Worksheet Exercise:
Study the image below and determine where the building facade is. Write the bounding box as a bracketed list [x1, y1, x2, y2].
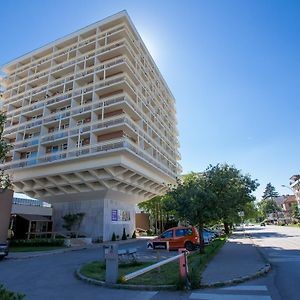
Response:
[290, 175, 300, 209]
[0, 11, 180, 241]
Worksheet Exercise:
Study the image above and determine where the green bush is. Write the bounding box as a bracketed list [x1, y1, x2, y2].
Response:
[122, 228, 127, 240]
[10, 238, 64, 247]
[111, 232, 116, 241]
[146, 229, 154, 236]
[131, 230, 136, 239]
[0, 285, 25, 300]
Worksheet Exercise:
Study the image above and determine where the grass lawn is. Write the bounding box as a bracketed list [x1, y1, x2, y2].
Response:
[80, 236, 227, 288]
[9, 246, 66, 252]
[285, 224, 300, 228]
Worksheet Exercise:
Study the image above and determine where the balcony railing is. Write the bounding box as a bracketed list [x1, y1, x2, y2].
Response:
[2, 137, 177, 179]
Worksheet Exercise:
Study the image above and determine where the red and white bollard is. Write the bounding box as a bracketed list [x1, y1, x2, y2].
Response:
[178, 248, 190, 289]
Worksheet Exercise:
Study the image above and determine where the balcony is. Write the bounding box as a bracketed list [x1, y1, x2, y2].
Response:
[2, 137, 178, 179]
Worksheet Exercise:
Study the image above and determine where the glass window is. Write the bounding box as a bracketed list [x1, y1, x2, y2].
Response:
[186, 228, 193, 236]
[161, 230, 173, 238]
[175, 228, 193, 237]
[175, 229, 185, 237]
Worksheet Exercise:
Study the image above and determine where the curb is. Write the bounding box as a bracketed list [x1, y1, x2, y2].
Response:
[7, 246, 90, 260]
[7, 238, 146, 260]
[199, 233, 272, 289]
[75, 266, 176, 291]
[200, 263, 271, 288]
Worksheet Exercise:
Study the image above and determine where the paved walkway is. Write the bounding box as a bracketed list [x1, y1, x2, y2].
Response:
[201, 231, 267, 285]
[7, 237, 154, 259]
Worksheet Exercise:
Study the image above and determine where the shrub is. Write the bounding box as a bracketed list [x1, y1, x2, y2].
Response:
[131, 230, 136, 239]
[0, 285, 25, 300]
[93, 237, 103, 243]
[10, 238, 64, 247]
[147, 229, 153, 236]
[62, 213, 85, 231]
[122, 228, 127, 240]
[189, 266, 201, 289]
[111, 232, 116, 241]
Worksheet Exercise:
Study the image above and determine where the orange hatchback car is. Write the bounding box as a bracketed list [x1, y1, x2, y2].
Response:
[153, 226, 200, 251]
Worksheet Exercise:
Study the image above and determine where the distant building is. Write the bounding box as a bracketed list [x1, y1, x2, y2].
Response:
[289, 175, 300, 209]
[271, 195, 298, 223]
[282, 195, 297, 214]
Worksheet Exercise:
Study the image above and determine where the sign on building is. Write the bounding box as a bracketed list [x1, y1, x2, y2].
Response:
[111, 209, 130, 222]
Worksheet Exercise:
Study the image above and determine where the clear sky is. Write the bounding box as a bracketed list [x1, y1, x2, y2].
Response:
[1, 0, 299, 199]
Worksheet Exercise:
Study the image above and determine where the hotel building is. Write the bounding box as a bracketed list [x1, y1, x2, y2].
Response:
[0, 11, 180, 240]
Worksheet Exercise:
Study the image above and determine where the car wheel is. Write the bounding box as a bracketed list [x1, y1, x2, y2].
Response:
[185, 241, 195, 251]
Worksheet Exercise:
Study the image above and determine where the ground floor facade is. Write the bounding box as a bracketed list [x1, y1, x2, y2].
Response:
[51, 190, 139, 241]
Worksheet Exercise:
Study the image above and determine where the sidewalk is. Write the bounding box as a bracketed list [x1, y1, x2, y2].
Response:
[201, 232, 270, 286]
[7, 237, 149, 259]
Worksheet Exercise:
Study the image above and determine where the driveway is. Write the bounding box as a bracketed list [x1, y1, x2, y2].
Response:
[2, 226, 298, 299]
[0, 239, 179, 300]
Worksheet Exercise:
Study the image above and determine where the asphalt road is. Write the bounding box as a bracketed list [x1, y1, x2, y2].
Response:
[0, 225, 299, 300]
[245, 225, 300, 300]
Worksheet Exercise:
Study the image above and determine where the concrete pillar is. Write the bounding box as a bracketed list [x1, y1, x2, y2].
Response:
[0, 189, 13, 243]
[105, 244, 119, 284]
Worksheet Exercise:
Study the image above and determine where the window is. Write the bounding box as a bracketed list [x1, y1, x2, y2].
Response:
[175, 228, 193, 237]
[61, 143, 68, 150]
[160, 230, 173, 239]
[175, 229, 185, 237]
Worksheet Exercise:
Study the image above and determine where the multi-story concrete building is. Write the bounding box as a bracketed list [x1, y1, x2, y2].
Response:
[0, 11, 180, 241]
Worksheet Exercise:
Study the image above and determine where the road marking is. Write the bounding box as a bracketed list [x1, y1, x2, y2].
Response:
[220, 285, 268, 291]
[190, 293, 272, 300]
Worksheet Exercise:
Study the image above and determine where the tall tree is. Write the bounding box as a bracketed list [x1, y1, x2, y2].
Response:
[168, 173, 218, 252]
[262, 183, 279, 200]
[0, 112, 12, 190]
[258, 198, 281, 218]
[205, 164, 259, 234]
[138, 195, 176, 234]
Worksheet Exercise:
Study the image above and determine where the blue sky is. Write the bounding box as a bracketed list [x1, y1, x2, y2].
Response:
[1, 0, 299, 199]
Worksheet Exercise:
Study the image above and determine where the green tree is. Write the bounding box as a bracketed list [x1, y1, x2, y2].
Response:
[0, 112, 12, 190]
[62, 213, 85, 233]
[243, 201, 260, 222]
[262, 183, 279, 200]
[168, 172, 218, 252]
[205, 164, 259, 234]
[291, 202, 300, 220]
[258, 198, 281, 218]
[138, 194, 177, 234]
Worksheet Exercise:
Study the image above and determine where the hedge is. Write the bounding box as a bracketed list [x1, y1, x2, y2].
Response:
[10, 238, 65, 247]
[0, 285, 25, 300]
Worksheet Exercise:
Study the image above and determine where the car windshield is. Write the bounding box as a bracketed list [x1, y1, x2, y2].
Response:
[160, 230, 173, 238]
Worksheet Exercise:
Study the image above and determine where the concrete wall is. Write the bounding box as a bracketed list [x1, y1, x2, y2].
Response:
[51, 189, 138, 241]
[11, 204, 52, 216]
[52, 198, 104, 239]
[103, 190, 137, 241]
[0, 189, 13, 243]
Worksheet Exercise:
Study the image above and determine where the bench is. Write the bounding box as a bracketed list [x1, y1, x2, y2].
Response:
[118, 248, 137, 263]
